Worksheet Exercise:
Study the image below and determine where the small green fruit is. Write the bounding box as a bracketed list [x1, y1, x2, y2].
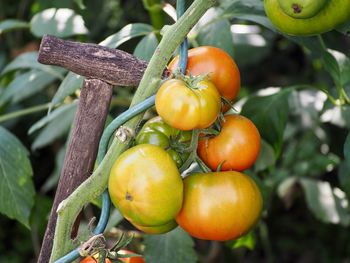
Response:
[264, 0, 350, 36]
[277, 0, 328, 19]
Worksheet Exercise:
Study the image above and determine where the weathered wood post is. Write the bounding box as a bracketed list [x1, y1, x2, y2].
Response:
[36, 35, 167, 263]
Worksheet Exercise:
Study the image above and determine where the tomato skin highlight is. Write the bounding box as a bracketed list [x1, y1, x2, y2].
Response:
[168, 46, 240, 103]
[135, 116, 191, 167]
[197, 114, 261, 171]
[155, 78, 221, 131]
[108, 144, 183, 227]
[176, 171, 262, 241]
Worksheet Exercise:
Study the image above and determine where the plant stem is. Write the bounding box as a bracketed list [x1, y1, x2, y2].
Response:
[0, 103, 51, 123]
[143, 0, 165, 40]
[50, 0, 217, 261]
[317, 35, 327, 51]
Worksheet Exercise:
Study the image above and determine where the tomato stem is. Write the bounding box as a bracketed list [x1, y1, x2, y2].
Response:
[142, 0, 165, 41]
[98, 250, 107, 263]
[195, 156, 212, 173]
[180, 129, 200, 172]
[0, 102, 52, 123]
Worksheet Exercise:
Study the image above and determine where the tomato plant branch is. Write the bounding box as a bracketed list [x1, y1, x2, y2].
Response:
[0, 102, 51, 123]
[50, 0, 217, 261]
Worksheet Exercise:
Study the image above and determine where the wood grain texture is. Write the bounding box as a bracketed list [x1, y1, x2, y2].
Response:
[38, 34, 151, 86]
[37, 79, 113, 263]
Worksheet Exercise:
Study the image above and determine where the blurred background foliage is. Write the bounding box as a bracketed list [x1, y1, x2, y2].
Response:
[0, 0, 350, 262]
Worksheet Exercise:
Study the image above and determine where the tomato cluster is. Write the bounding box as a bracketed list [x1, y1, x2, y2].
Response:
[108, 46, 263, 242]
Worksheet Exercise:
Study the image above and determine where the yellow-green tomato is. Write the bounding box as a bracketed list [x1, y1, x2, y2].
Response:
[135, 116, 192, 167]
[264, 0, 350, 36]
[155, 78, 221, 131]
[108, 144, 183, 226]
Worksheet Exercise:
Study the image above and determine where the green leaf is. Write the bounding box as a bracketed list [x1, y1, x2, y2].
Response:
[345, 132, 350, 164]
[336, 19, 350, 36]
[321, 105, 350, 129]
[288, 36, 323, 57]
[277, 177, 297, 199]
[74, 0, 86, 10]
[133, 33, 158, 62]
[300, 178, 350, 226]
[280, 131, 340, 177]
[0, 19, 29, 34]
[221, 0, 275, 31]
[40, 146, 66, 193]
[232, 25, 272, 67]
[0, 126, 35, 228]
[0, 69, 62, 106]
[50, 72, 83, 107]
[1, 52, 65, 79]
[30, 195, 53, 237]
[31, 103, 77, 150]
[144, 227, 197, 263]
[100, 23, 153, 48]
[338, 161, 350, 197]
[196, 9, 234, 57]
[322, 51, 341, 85]
[241, 88, 292, 155]
[254, 140, 276, 172]
[28, 102, 77, 134]
[327, 49, 350, 86]
[228, 231, 256, 250]
[30, 8, 88, 37]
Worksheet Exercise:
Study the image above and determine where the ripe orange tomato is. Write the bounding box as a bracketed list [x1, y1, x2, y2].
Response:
[176, 171, 262, 241]
[108, 144, 183, 227]
[80, 256, 112, 263]
[197, 114, 261, 171]
[168, 46, 240, 103]
[118, 249, 145, 263]
[155, 78, 221, 130]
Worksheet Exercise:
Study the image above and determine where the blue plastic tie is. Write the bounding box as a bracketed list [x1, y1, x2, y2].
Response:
[177, 0, 188, 74]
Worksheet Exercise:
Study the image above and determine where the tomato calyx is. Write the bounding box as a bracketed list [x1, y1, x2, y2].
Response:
[79, 234, 106, 258]
[167, 133, 191, 153]
[80, 231, 144, 263]
[171, 69, 211, 90]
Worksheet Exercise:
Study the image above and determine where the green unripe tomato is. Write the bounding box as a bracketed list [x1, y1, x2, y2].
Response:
[264, 0, 350, 36]
[277, 0, 328, 19]
[135, 116, 192, 167]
